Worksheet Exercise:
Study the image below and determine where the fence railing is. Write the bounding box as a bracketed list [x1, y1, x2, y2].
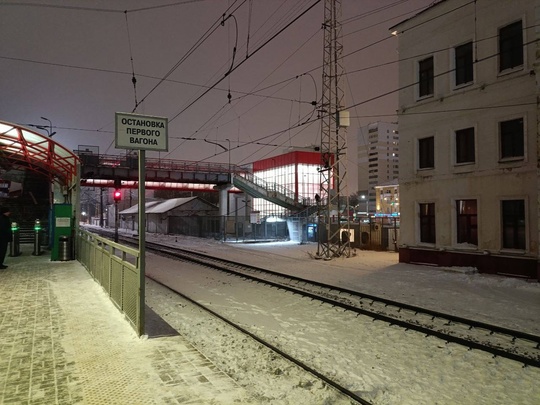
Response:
[77, 228, 143, 335]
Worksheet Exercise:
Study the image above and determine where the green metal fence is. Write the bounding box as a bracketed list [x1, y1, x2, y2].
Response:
[77, 228, 142, 335]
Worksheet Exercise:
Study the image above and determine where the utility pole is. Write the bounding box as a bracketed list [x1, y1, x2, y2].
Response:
[317, 0, 351, 259]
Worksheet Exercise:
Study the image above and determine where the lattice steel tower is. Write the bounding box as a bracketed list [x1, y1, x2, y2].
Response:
[317, 0, 351, 259]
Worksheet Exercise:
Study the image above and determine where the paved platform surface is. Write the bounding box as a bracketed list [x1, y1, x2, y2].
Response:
[0, 245, 247, 405]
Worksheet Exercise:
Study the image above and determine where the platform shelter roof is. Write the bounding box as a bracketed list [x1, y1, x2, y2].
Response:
[0, 120, 79, 186]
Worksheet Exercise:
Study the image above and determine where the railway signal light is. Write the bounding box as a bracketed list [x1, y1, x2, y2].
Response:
[113, 189, 121, 202]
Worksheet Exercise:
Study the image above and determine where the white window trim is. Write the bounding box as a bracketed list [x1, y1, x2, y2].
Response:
[415, 55, 435, 101]
[499, 196, 528, 253]
[452, 124, 477, 169]
[451, 196, 480, 250]
[497, 114, 527, 164]
[451, 39, 475, 90]
[416, 200, 437, 247]
[497, 17, 527, 77]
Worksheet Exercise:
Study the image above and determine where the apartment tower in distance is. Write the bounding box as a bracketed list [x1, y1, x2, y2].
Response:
[357, 122, 399, 213]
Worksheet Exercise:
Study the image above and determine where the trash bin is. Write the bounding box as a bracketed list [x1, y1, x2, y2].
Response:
[58, 235, 71, 261]
[10, 222, 21, 257]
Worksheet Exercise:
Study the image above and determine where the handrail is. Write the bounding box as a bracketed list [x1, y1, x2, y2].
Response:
[79, 153, 250, 175]
[77, 228, 142, 335]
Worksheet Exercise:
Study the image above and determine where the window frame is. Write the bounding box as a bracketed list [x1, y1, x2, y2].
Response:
[418, 136, 435, 170]
[455, 127, 475, 165]
[501, 199, 526, 250]
[456, 199, 478, 245]
[499, 20, 523, 72]
[419, 202, 436, 244]
[418, 56, 434, 98]
[499, 117, 524, 161]
[454, 41, 474, 87]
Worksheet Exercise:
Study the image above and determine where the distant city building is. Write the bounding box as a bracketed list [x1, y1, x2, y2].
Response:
[391, 0, 539, 279]
[374, 180, 399, 216]
[357, 122, 399, 213]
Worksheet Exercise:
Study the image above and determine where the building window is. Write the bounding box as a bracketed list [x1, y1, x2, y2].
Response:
[419, 203, 436, 243]
[418, 136, 434, 169]
[455, 127, 475, 164]
[418, 56, 434, 97]
[500, 118, 524, 159]
[456, 199, 477, 245]
[455, 42, 473, 85]
[499, 20, 523, 72]
[501, 200, 525, 249]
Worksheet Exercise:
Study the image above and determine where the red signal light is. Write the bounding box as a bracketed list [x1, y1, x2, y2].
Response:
[113, 189, 121, 202]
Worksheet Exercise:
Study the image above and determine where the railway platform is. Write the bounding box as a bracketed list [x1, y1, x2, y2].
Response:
[0, 245, 247, 404]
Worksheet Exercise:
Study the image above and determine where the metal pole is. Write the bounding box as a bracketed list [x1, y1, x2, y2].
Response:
[100, 188, 104, 227]
[138, 149, 146, 336]
[114, 200, 119, 243]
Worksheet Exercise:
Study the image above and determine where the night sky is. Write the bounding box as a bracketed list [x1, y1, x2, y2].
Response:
[0, 0, 435, 191]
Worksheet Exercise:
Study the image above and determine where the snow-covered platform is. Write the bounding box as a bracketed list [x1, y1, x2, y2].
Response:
[0, 244, 246, 404]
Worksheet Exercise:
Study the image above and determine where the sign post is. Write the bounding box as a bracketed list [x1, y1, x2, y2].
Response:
[115, 112, 168, 336]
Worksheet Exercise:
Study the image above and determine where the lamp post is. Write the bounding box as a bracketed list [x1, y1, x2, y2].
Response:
[361, 194, 369, 215]
[40, 117, 56, 137]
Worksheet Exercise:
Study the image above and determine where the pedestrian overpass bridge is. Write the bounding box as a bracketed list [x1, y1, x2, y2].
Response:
[79, 153, 308, 212]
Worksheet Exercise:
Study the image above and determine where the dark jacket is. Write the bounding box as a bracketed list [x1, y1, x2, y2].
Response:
[0, 214, 11, 242]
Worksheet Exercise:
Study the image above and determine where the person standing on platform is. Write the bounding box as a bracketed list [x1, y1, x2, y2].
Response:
[0, 206, 11, 269]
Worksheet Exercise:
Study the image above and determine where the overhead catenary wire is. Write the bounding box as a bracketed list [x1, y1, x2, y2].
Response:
[193, 29, 539, 164]
[133, 0, 245, 112]
[123, 11, 138, 112]
[28, 27, 538, 158]
[0, 0, 208, 13]
[167, 0, 322, 124]
[3, 0, 533, 168]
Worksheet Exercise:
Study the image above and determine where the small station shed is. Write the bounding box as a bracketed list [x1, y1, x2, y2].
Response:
[119, 197, 219, 236]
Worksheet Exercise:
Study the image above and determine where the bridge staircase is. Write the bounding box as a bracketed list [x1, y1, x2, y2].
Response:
[232, 172, 307, 212]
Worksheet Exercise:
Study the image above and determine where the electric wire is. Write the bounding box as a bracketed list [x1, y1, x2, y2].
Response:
[133, 0, 245, 112]
[124, 11, 138, 111]
[166, 0, 322, 124]
[0, 0, 208, 13]
[3, 0, 534, 170]
[166, 0, 319, 125]
[194, 32, 539, 164]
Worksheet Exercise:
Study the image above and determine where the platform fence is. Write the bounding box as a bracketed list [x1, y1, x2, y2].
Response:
[76, 228, 142, 335]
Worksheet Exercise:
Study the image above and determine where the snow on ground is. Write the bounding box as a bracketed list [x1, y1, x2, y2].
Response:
[146, 232, 540, 335]
[140, 232, 540, 405]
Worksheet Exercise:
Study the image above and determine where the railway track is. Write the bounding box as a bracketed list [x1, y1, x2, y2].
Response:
[147, 269, 373, 405]
[136, 238, 540, 369]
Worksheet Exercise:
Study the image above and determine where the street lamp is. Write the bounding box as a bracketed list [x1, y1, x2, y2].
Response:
[361, 194, 369, 214]
[40, 117, 56, 137]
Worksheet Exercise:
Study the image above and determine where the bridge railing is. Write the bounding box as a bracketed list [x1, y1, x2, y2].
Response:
[81, 153, 249, 175]
[235, 171, 306, 204]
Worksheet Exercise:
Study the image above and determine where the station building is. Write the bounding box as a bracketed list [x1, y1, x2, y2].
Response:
[392, 0, 540, 279]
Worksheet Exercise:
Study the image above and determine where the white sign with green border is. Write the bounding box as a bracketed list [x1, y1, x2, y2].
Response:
[115, 112, 168, 151]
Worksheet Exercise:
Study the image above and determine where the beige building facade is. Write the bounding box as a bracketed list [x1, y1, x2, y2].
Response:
[392, 0, 539, 279]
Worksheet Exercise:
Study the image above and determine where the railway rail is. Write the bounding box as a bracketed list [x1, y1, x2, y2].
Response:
[147, 268, 373, 405]
[132, 237, 540, 369]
